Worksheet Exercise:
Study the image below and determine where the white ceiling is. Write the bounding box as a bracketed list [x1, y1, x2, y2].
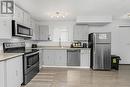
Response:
[15, 0, 130, 21]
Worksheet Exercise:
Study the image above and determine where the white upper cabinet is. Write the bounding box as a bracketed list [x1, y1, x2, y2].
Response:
[13, 6, 24, 25]
[76, 16, 112, 25]
[13, 5, 31, 27]
[31, 20, 40, 40]
[73, 24, 89, 41]
[23, 12, 31, 28]
[0, 61, 5, 87]
[39, 25, 50, 40]
[0, 17, 12, 39]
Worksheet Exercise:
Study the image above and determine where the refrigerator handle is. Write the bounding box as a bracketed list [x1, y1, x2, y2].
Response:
[94, 33, 96, 54]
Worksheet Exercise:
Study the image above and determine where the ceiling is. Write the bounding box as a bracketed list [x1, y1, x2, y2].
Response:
[15, 0, 130, 21]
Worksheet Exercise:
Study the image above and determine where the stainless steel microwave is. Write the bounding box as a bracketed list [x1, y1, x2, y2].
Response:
[12, 20, 33, 38]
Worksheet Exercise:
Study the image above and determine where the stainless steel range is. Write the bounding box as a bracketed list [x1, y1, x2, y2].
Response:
[3, 42, 39, 85]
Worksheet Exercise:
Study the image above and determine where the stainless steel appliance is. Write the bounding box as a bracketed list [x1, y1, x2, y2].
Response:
[67, 49, 80, 66]
[3, 42, 39, 85]
[12, 20, 33, 38]
[88, 32, 111, 70]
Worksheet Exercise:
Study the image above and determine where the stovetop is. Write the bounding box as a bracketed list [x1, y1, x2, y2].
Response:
[3, 42, 39, 54]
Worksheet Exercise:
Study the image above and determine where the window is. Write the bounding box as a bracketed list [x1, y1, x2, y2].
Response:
[53, 26, 69, 42]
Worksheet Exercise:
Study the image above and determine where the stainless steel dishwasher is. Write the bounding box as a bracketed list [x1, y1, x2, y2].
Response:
[67, 49, 80, 66]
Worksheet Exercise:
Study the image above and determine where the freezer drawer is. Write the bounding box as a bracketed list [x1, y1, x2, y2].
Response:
[67, 50, 80, 66]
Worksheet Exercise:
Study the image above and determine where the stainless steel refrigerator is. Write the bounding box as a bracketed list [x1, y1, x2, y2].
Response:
[88, 32, 111, 70]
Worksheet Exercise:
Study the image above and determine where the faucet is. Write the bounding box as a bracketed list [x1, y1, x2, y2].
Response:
[59, 37, 62, 47]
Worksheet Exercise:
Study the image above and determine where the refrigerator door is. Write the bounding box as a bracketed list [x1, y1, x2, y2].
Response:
[93, 44, 111, 70]
[95, 32, 111, 44]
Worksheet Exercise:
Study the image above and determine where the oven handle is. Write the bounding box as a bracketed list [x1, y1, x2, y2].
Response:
[24, 51, 39, 57]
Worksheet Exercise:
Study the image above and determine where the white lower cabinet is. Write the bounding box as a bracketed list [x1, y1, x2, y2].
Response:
[42, 49, 90, 68]
[0, 61, 5, 87]
[43, 50, 67, 66]
[39, 50, 43, 68]
[6, 56, 23, 87]
[55, 50, 67, 66]
[80, 49, 90, 67]
[43, 50, 55, 66]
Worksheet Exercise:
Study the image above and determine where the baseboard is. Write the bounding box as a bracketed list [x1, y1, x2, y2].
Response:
[42, 65, 90, 69]
[119, 64, 130, 65]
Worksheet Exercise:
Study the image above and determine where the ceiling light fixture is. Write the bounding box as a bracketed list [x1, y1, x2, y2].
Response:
[50, 11, 67, 19]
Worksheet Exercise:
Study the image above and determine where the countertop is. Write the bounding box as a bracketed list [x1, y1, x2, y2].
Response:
[27, 46, 90, 50]
[0, 53, 24, 62]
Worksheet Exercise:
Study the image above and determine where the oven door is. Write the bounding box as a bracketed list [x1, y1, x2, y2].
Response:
[23, 51, 39, 74]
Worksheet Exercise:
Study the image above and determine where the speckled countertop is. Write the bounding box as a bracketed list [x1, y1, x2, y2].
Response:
[0, 53, 24, 62]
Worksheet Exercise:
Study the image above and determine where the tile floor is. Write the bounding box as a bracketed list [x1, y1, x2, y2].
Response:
[21, 65, 130, 87]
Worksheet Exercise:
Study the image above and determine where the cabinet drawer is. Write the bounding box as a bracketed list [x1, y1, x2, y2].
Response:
[81, 49, 90, 54]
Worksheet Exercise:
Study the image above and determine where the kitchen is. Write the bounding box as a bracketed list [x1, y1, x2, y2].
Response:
[0, 0, 130, 87]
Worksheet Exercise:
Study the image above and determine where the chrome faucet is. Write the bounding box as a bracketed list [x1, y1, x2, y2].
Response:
[59, 37, 62, 47]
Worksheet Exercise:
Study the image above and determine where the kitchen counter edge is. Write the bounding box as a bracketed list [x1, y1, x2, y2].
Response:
[0, 53, 24, 62]
[27, 47, 90, 50]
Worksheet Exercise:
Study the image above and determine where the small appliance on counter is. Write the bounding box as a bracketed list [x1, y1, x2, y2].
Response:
[71, 41, 88, 48]
[32, 44, 37, 48]
[71, 41, 82, 48]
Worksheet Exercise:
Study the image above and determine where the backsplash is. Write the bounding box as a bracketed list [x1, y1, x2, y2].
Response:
[38, 41, 71, 47]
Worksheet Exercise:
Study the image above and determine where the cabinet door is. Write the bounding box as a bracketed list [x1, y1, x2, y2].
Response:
[73, 25, 88, 41]
[6, 58, 17, 87]
[43, 50, 55, 66]
[0, 61, 5, 87]
[23, 12, 30, 27]
[6, 56, 23, 87]
[39, 25, 49, 40]
[31, 22, 40, 40]
[39, 50, 43, 68]
[35, 24, 40, 40]
[0, 17, 11, 39]
[14, 6, 24, 24]
[55, 50, 67, 66]
[16, 56, 23, 86]
[80, 50, 90, 67]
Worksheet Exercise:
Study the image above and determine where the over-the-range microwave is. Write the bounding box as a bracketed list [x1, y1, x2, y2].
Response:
[12, 20, 33, 38]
